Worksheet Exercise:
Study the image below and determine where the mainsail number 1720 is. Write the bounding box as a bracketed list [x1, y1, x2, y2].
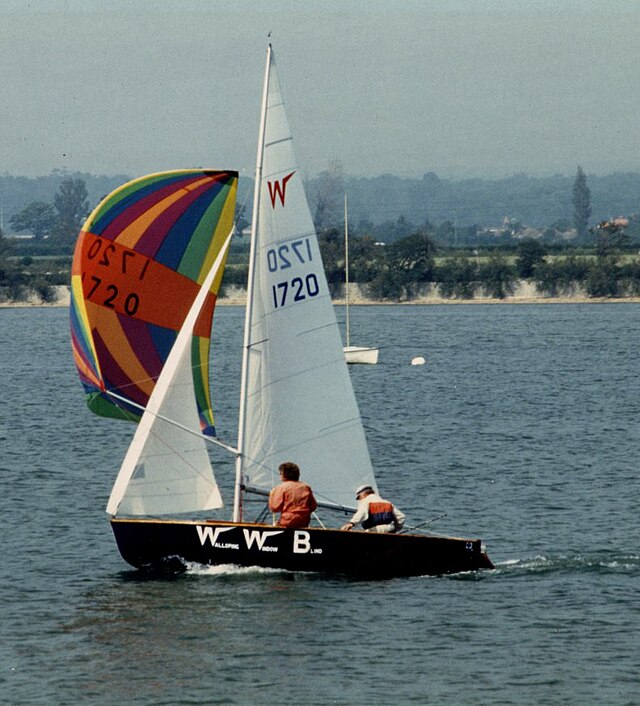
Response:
[267, 237, 320, 309]
[272, 274, 319, 309]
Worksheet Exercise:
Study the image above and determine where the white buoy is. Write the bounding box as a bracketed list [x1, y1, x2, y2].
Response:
[410, 356, 426, 366]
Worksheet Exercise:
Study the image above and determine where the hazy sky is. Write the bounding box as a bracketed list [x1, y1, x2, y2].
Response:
[2, 0, 639, 180]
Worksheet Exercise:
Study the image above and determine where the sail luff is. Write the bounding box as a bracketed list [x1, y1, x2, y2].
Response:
[233, 43, 273, 523]
[106, 227, 235, 516]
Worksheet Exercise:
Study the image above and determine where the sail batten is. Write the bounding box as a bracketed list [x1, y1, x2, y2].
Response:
[264, 137, 293, 150]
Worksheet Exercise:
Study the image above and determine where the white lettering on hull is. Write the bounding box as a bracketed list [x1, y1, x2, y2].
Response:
[243, 529, 284, 551]
[196, 526, 323, 555]
[196, 525, 234, 547]
[293, 531, 323, 554]
[293, 531, 310, 553]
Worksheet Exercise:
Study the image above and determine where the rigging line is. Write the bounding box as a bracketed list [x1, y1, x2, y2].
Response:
[254, 505, 270, 524]
[399, 513, 448, 534]
[144, 427, 220, 486]
[99, 363, 195, 397]
[239, 448, 363, 509]
[99, 356, 220, 402]
[242, 482, 356, 514]
[103, 374, 159, 394]
[234, 42, 272, 523]
[93, 280, 230, 398]
[105, 390, 239, 455]
[307, 492, 356, 513]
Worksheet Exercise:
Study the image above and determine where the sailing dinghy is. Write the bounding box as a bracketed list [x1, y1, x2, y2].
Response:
[342, 194, 379, 365]
[71, 46, 493, 578]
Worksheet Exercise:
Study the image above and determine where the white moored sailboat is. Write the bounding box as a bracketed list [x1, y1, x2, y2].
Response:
[70, 45, 492, 577]
[342, 193, 379, 365]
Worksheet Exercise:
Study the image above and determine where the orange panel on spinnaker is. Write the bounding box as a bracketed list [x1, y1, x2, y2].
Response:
[70, 169, 238, 435]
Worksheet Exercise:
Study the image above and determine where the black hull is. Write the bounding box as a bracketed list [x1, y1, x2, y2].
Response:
[111, 518, 494, 578]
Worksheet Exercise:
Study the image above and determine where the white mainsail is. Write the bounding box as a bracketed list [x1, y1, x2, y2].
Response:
[107, 229, 235, 517]
[237, 46, 377, 512]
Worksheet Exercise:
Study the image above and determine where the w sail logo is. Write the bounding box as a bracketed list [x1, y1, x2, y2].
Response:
[267, 171, 295, 208]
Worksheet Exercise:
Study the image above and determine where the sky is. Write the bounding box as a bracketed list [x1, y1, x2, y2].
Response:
[1, 0, 640, 181]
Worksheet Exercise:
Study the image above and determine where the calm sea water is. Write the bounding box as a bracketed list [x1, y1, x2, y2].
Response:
[1, 304, 639, 705]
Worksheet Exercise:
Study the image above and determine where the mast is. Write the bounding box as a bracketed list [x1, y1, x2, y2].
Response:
[233, 44, 272, 522]
[344, 193, 350, 348]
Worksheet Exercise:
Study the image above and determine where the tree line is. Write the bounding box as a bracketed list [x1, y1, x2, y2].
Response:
[0, 177, 88, 302]
[7, 177, 88, 250]
[221, 226, 640, 302]
[3, 165, 640, 237]
[221, 167, 640, 301]
[2, 167, 640, 304]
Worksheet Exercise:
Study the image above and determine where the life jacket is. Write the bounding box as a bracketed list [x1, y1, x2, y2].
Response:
[362, 500, 395, 529]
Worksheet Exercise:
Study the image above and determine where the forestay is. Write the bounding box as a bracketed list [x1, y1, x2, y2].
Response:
[238, 47, 377, 511]
[106, 227, 236, 517]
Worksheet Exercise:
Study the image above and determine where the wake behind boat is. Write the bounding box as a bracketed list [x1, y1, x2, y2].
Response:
[70, 45, 493, 578]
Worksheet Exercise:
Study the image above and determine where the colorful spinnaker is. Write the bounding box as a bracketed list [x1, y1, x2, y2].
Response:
[70, 169, 238, 435]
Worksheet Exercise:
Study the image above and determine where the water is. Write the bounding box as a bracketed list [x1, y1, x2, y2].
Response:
[1, 304, 639, 705]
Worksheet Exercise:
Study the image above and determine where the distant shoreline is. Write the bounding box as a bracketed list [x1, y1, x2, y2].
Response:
[3, 286, 640, 309]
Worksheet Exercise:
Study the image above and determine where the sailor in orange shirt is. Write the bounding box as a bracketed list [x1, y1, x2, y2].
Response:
[268, 462, 317, 528]
[340, 484, 405, 533]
